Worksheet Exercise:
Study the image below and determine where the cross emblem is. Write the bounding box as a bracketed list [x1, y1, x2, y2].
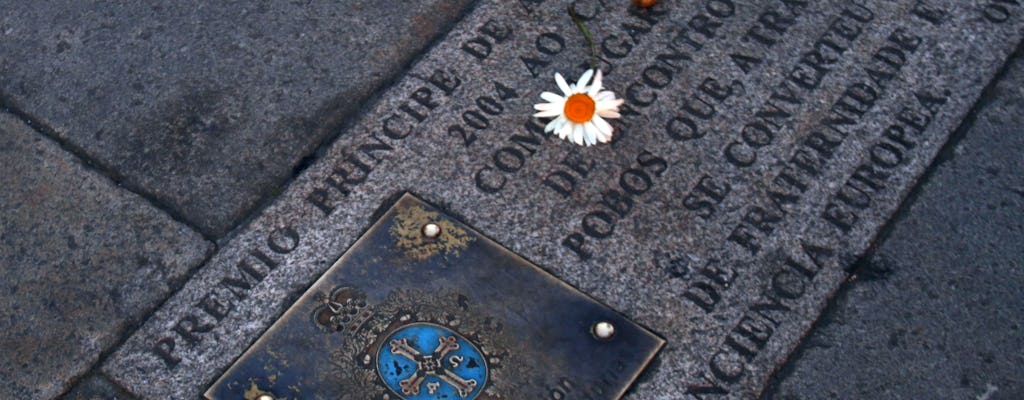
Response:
[389, 335, 479, 397]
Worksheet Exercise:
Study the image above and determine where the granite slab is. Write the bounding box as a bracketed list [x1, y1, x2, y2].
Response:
[767, 45, 1024, 400]
[0, 112, 211, 399]
[102, 1, 1024, 399]
[0, 0, 476, 236]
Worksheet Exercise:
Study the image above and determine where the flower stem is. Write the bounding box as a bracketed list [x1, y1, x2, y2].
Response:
[567, 4, 597, 70]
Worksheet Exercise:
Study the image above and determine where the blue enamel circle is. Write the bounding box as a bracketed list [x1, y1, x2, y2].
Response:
[377, 323, 487, 399]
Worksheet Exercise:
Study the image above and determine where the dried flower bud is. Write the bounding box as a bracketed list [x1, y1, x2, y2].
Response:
[633, 0, 658, 8]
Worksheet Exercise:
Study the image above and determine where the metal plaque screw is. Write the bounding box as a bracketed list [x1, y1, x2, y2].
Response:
[592, 321, 615, 340]
[422, 223, 441, 238]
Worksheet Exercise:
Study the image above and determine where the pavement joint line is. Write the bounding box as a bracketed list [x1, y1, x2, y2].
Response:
[190, 0, 485, 249]
[1, 0, 483, 246]
[1, 105, 215, 398]
[848, 37, 1024, 276]
[0, 91, 217, 243]
[0, 103, 222, 396]
[758, 37, 1024, 400]
[48, 1, 485, 396]
[52, 241, 217, 400]
[0, 93, 222, 397]
[59, 372, 138, 400]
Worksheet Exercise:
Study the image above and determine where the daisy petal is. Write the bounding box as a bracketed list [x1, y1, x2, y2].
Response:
[576, 69, 594, 91]
[588, 70, 603, 97]
[572, 124, 584, 146]
[540, 91, 564, 103]
[597, 91, 616, 101]
[585, 123, 600, 146]
[533, 109, 562, 118]
[558, 122, 574, 140]
[545, 116, 566, 133]
[592, 115, 613, 137]
[533, 102, 562, 111]
[597, 109, 621, 119]
[597, 98, 624, 109]
[555, 73, 572, 96]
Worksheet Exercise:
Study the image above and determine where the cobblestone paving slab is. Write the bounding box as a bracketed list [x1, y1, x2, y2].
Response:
[0, 112, 211, 399]
[102, 1, 1023, 399]
[0, 0, 476, 236]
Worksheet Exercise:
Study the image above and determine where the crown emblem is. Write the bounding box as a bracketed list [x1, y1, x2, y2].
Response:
[313, 287, 374, 333]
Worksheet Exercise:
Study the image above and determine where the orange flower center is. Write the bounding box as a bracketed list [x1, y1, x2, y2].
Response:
[563, 93, 596, 123]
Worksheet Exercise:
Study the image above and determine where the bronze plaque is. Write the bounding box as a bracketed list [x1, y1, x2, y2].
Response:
[206, 193, 663, 400]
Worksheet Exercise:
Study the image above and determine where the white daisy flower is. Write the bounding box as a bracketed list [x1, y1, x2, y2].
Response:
[533, 69, 624, 146]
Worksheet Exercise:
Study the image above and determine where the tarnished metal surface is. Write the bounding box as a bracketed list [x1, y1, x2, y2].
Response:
[206, 193, 664, 400]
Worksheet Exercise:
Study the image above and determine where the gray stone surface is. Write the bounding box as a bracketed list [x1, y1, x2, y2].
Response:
[0, 0, 477, 237]
[0, 112, 212, 399]
[61, 374, 136, 400]
[100, 1, 1024, 399]
[766, 47, 1024, 400]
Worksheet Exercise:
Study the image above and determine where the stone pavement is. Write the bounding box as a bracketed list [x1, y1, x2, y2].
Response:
[0, 1, 1021, 399]
[0, 112, 211, 399]
[765, 46, 1024, 400]
[0, 0, 475, 237]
